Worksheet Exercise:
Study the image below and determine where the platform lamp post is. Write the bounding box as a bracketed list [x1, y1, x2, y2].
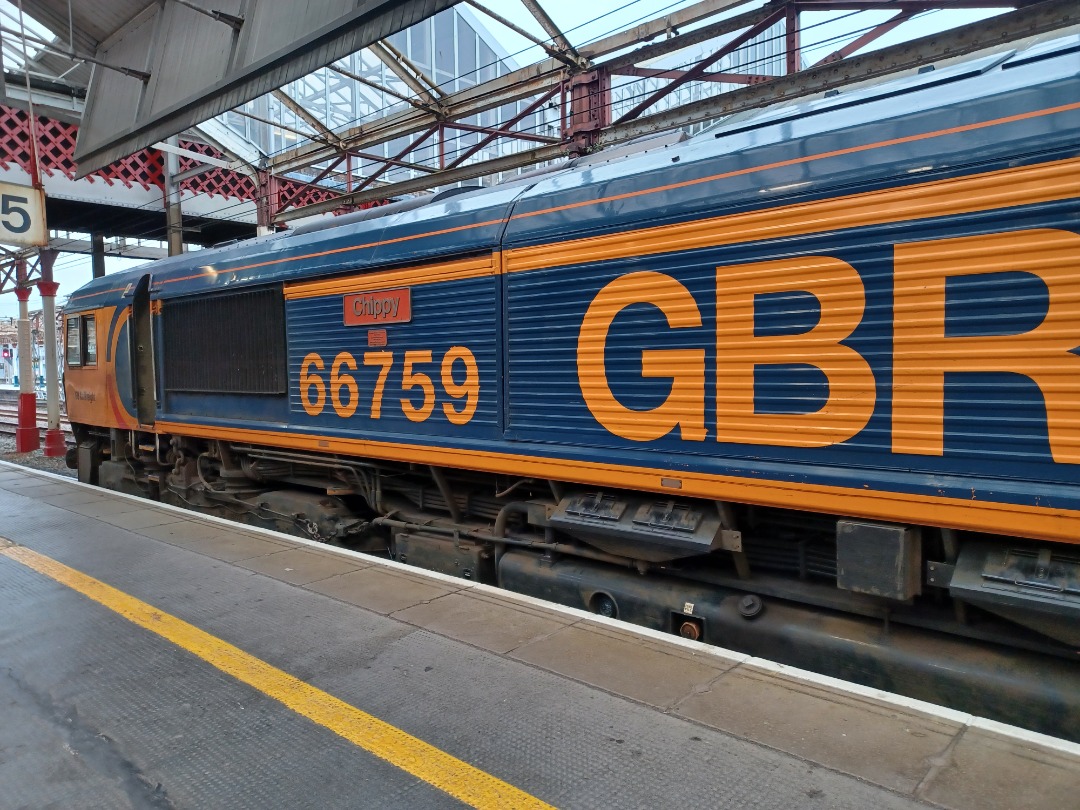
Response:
[13, 258, 38, 452]
[36, 248, 62, 456]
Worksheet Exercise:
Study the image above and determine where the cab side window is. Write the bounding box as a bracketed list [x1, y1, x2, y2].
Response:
[66, 315, 97, 367]
[66, 316, 81, 367]
[83, 316, 97, 365]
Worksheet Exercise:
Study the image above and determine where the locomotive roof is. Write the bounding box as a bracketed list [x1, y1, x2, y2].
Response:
[64, 33, 1080, 314]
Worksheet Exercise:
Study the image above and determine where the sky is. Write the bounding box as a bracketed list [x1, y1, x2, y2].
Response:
[0, 0, 1000, 320]
[474, 1, 1000, 68]
[0, 253, 147, 322]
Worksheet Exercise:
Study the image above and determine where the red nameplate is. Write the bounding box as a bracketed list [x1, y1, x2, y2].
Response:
[344, 288, 411, 326]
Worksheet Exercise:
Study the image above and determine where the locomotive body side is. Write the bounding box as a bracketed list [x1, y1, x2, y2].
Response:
[136, 45, 1080, 542]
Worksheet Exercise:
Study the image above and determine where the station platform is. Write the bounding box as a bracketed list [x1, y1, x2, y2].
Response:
[1, 460, 1077, 810]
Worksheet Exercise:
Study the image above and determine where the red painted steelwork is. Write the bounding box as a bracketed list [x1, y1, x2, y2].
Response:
[352, 125, 440, 196]
[450, 88, 560, 168]
[273, 154, 346, 213]
[0, 105, 371, 223]
[0, 105, 164, 189]
[446, 120, 559, 145]
[12, 283, 36, 453]
[612, 67, 774, 85]
[613, 8, 786, 125]
[15, 392, 38, 452]
[812, 8, 924, 66]
[0, 245, 62, 296]
[786, 5, 801, 76]
[565, 72, 610, 155]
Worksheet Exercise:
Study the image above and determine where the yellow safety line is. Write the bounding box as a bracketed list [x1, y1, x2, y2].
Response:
[0, 543, 555, 810]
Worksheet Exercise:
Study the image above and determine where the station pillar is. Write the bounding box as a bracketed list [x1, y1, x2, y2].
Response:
[255, 169, 279, 236]
[14, 272, 39, 453]
[164, 136, 185, 256]
[37, 250, 63, 457]
[91, 232, 106, 278]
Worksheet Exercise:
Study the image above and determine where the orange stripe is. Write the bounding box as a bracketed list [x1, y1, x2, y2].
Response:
[155, 419, 1080, 545]
[161, 218, 506, 288]
[504, 156, 1080, 273]
[285, 254, 497, 300]
[69, 285, 130, 302]
[508, 100, 1080, 223]
[66, 101, 1080, 302]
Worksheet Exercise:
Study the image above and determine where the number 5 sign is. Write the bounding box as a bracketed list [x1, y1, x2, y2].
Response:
[0, 181, 47, 247]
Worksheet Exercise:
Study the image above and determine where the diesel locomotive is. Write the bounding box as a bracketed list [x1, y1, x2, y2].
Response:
[62, 37, 1080, 737]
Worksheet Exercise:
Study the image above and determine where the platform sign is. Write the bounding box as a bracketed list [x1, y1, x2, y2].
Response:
[0, 180, 47, 247]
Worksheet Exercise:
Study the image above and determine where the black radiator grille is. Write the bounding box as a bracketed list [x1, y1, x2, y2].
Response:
[161, 287, 286, 394]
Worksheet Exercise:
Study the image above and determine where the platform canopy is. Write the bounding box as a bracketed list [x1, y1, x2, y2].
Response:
[1, 0, 1077, 228]
[19, 0, 459, 176]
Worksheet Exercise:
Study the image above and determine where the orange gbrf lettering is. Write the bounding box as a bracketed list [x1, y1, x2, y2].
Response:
[576, 228, 1080, 461]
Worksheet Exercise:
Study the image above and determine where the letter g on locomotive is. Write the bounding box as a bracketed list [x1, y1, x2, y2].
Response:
[577, 271, 707, 442]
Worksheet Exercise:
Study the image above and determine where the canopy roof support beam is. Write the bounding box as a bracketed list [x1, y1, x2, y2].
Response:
[368, 40, 444, 109]
[463, 1, 585, 69]
[270, 0, 1078, 220]
[272, 88, 342, 147]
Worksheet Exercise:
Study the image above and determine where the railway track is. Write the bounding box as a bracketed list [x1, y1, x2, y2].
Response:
[0, 405, 73, 442]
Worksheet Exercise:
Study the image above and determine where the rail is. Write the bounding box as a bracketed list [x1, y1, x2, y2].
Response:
[0, 404, 73, 443]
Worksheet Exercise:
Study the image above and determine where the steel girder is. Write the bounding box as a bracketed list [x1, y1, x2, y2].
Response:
[269, 0, 752, 178]
[271, 0, 1079, 221]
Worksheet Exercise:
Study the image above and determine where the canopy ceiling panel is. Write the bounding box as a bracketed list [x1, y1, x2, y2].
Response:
[85, 6, 156, 148]
[53, 0, 456, 176]
[21, 0, 139, 53]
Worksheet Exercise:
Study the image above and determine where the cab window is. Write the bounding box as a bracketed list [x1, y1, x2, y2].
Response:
[65, 317, 81, 366]
[83, 316, 97, 365]
[66, 314, 97, 367]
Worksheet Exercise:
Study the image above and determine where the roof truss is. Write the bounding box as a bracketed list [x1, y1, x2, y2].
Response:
[263, 0, 1076, 222]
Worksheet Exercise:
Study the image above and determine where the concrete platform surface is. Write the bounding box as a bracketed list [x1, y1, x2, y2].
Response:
[0, 460, 1077, 809]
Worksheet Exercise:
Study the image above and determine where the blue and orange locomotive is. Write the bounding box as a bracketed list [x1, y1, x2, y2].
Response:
[62, 37, 1080, 737]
